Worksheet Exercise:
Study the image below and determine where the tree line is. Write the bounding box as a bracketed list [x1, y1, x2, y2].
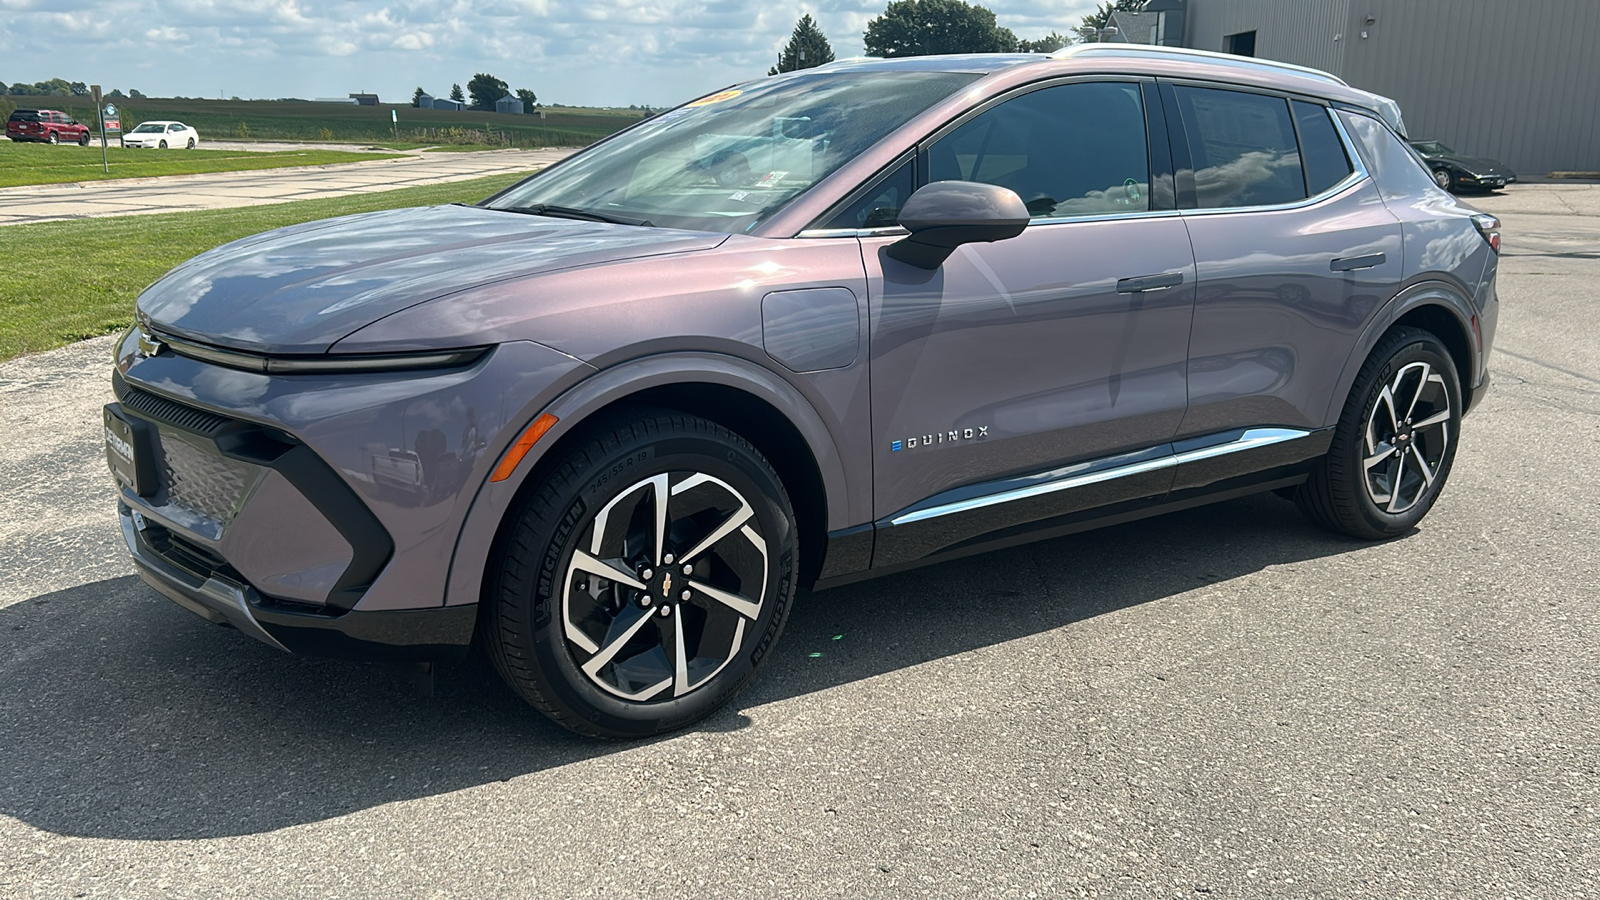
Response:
[411, 75, 540, 114]
[771, 0, 1145, 74]
[1, 78, 146, 99]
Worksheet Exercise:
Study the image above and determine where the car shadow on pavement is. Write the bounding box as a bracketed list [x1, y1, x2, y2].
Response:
[0, 492, 1370, 840]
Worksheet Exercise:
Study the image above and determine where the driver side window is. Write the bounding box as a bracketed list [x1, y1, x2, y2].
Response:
[924, 81, 1152, 218]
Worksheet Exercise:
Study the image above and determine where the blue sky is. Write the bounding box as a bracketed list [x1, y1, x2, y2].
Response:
[0, 0, 1100, 107]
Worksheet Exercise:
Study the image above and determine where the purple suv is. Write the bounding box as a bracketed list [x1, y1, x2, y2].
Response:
[108, 48, 1499, 737]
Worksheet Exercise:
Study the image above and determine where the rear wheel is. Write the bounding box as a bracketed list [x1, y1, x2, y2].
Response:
[1296, 327, 1461, 539]
[47, 131, 59, 145]
[1432, 168, 1453, 191]
[158, 139, 168, 149]
[481, 412, 798, 738]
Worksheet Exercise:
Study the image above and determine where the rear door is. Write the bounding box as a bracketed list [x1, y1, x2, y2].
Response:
[859, 78, 1197, 566]
[1165, 83, 1403, 489]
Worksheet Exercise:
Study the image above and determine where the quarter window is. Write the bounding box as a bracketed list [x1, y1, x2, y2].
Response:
[1172, 86, 1305, 209]
[925, 81, 1152, 218]
[824, 157, 915, 230]
[1292, 101, 1353, 195]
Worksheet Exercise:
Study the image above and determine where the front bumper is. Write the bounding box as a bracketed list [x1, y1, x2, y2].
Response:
[122, 503, 476, 659]
[110, 329, 591, 658]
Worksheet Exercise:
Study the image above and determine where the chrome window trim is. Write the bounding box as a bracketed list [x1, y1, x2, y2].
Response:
[796, 207, 1182, 238]
[1176, 97, 1370, 218]
[797, 226, 909, 239]
[887, 427, 1312, 527]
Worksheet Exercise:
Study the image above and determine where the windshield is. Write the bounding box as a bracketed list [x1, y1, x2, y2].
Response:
[130, 123, 165, 134]
[486, 71, 980, 233]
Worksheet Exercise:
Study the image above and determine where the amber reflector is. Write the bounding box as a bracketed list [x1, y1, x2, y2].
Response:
[491, 414, 559, 483]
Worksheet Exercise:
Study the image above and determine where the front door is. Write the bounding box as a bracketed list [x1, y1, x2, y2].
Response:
[862, 79, 1197, 566]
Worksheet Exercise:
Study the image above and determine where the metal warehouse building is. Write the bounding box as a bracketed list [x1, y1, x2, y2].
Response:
[1139, 0, 1600, 177]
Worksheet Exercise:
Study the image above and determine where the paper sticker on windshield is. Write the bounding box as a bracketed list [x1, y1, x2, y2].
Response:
[728, 191, 752, 202]
[755, 171, 789, 187]
[688, 89, 742, 107]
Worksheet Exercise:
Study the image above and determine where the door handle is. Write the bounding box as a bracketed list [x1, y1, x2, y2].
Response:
[1116, 272, 1184, 293]
[1330, 252, 1386, 272]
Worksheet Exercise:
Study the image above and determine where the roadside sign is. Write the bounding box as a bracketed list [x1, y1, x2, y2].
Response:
[91, 84, 102, 105]
[105, 103, 117, 117]
[391, 109, 397, 123]
[105, 118, 121, 132]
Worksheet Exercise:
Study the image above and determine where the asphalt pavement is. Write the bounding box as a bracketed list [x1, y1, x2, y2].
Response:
[0, 185, 1595, 898]
[0, 147, 575, 226]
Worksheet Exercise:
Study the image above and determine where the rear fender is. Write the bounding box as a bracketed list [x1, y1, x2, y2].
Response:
[1321, 280, 1478, 426]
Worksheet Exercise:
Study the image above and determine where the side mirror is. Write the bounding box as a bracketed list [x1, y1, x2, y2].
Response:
[886, 181, 1030, 269]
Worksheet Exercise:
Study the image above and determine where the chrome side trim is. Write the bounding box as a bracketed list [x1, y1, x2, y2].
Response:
[797, 226, 909, 239]
[887, 427, 1313, 527]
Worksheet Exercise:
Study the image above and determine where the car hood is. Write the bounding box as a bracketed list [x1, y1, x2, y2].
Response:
[1436, 154, 1512, 175]
[139, 203, 728, 354]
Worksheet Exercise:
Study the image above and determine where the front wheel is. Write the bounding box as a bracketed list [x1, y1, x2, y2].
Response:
[1296, 327, 1461, 539]
[78, 132, 90, 146]
[481, 412, 798, 738]
[1432, 168, 1453, 191]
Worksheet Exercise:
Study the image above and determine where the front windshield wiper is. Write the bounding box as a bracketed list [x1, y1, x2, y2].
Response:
[496, 204, 652, 228]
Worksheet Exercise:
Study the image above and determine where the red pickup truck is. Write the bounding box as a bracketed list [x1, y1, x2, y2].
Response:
[6, 109, 92, 145]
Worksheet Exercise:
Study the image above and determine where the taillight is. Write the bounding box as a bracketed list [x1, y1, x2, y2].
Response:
[1471, 214, 1501, 253]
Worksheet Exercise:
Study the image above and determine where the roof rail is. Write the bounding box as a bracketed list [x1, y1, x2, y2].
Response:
[1051, 44, 1348, 86]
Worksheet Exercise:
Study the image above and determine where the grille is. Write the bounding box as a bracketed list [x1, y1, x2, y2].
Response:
[160, 434, 256, 526]
[120, 386, 230, 434]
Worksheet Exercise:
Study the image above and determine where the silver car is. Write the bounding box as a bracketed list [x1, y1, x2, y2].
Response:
[107, 48, 1500, 737]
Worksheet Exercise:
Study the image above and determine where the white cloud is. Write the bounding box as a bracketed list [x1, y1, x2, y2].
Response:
[0, 0, 1104, 105]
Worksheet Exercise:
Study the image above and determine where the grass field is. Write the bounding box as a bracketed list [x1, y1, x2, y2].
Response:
[0, 96, 637, 148]
[0, 171, 529, 362]
[0, 140, 402, 188]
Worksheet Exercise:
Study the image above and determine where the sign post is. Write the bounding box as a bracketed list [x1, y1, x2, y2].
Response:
[91, 84, 107, 173]
[392, 108, 398, 144]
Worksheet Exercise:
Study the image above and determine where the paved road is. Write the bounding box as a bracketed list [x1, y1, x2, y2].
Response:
[0, 185, 1595, 898]
[0, 147, 574, 226]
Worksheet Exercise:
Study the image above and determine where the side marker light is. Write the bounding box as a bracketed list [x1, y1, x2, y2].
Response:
[491, 414, 559, 483]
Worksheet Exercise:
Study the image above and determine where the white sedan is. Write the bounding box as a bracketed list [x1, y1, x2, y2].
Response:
[121, 121, 201, 149]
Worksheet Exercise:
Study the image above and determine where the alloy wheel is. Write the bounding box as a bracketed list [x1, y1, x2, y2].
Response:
[1433, 168, 1451, 190]
[561, 471, 769, 702]
[1362, 361, 1452, 514]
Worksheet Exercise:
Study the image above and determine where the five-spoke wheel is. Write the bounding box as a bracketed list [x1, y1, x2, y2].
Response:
[483, 412, 796, 738]
[1296, 327, 1461, 538]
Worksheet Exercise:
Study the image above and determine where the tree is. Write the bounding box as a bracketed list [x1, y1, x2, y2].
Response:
[412, 86, 427, 108]
[129, 88, 146, 99]
[515, 88, 538, 112]
[863, 0, 1017, 58]
[449, 83, 464, 104]
[1076, 0, 1144, 42]
[769, 14, 835, 75]
[467, 73, 508, 110]
[1017, 31, 1072, 53]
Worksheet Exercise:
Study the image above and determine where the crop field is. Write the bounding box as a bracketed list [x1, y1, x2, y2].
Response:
[1, 97, 638, 148]
[0, 141, 401, 188]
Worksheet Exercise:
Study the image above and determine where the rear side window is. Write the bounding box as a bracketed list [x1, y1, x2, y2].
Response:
[1172, 86, 1305, 209]
[8, 111, 39, 122]
[1293, 101, 1353, 195]
[1337, 110, 1440, 204]
[926, 81, 1152, 218]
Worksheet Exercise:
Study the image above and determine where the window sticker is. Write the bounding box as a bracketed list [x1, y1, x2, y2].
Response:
[687, 89, 742, 107]
[754, 170, 789, 187]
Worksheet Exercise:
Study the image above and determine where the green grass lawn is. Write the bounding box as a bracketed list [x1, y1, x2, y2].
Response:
[0, 171, 530, 361]
[0, 140, 403, 188]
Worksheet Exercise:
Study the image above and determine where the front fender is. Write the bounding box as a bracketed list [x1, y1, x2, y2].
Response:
[442, 351, 857, 607]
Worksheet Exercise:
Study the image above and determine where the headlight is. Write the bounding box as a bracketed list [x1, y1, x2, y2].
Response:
[155, 330, 490, 374]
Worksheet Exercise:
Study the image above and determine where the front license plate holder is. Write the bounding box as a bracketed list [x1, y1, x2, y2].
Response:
[104, 404, 157, 497]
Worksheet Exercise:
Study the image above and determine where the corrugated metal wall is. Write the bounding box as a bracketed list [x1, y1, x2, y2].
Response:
[1182, 0, 1600, 176]
[1183, 0, 1353, 76]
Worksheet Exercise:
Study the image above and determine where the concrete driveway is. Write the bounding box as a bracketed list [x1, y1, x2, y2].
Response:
[0, 185, 1595, 898]
[0, 147, 574, 226]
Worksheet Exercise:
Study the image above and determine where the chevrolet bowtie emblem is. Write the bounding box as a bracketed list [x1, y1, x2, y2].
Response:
[136, 329, 166, 359]
[662, 572, 673, 594]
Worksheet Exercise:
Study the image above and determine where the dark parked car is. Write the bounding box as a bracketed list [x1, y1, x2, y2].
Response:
[6, 108, 92, 145]
[107, 46, 1500, 738]
[1410, 140, 1517, 192]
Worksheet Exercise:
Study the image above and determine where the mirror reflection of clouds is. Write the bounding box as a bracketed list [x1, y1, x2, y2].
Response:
[0, 1, 1105, 106]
